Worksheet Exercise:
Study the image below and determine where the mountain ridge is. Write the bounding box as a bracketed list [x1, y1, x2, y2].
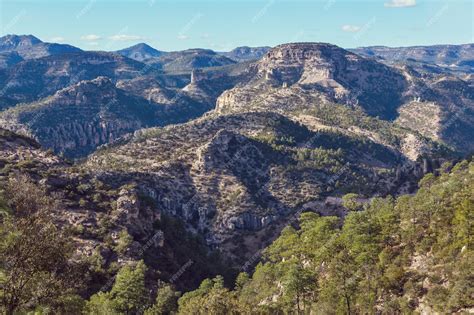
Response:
[0, 34, 82, 61]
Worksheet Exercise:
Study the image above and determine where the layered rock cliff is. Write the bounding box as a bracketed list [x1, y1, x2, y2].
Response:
[217, 43, 407, 120]
[216, 43, 474, 153]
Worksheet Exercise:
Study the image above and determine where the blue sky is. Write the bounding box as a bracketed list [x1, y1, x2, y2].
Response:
[0, 0, 472, 51]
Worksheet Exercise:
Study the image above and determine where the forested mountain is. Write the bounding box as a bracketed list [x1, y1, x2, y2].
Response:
[1, 148, 471, 313]
[174, 160, 473, 314]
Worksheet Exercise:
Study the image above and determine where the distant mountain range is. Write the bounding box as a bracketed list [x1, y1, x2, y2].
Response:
[351, 43, 474, 75]
[114, 42, 268, 73]
[3, 34, 471, 74]
[147, 48, 237, 73]
[220, 46, 271, 61]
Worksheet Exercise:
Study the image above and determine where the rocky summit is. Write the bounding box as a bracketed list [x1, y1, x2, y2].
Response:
[217, 43, 407, 120]
[116, 43, 165, 62]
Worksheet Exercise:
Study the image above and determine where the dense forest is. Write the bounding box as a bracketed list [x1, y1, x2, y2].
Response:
[1, 160, 472, 314]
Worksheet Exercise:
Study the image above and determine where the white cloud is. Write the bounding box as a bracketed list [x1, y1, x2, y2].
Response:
[177, 34, 189, 40]
[384, 0, 416, 8]
[81, 34, 102, 41]
[108, 34, 143, 41]
[50, 36, 65, 42]
[341, 25, 361, 32]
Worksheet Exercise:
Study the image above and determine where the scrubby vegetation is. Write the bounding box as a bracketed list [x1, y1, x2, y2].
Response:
[1, 159, 471, 314]
[0, 175, 86, 314]
[167, 160, 473, 314]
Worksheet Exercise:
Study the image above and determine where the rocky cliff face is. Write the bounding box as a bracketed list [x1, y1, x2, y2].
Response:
[0, 75, 223, 158]
[84, 110, 448, 262]
[0, 77, 162, 157]
[0, 128, 227, 290]
[217, 43, 407, 120]
[216, 43, 474, 153]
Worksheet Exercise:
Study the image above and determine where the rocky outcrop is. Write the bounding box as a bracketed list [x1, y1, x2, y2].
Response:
[115, 187, 161, 237]
[85, 111, 444, 253]
[0, 77, 161, 157]
[217, 43, 407, 120]
[396, 74, 474, 153]
[0, 128, 65, 175]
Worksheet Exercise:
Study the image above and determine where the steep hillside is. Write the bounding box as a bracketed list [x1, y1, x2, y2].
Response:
[0, 129, 229, 302]
[0, 77, 213, 158]
[395, 69, 474, 153]
[217, 42, 407, 120]
[175, 159, 473, 314]
[85, 110, 451, 264]
[0, 51, 23, 69]
[0, 128, 65, 177]
[0, 51, 164, 109]
[217, 43, 474, 153]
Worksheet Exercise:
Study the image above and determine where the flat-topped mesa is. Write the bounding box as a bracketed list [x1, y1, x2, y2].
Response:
[217, 42, 407, 120]
[257, 42, 365, 86]
[263, 42, 349, 61]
